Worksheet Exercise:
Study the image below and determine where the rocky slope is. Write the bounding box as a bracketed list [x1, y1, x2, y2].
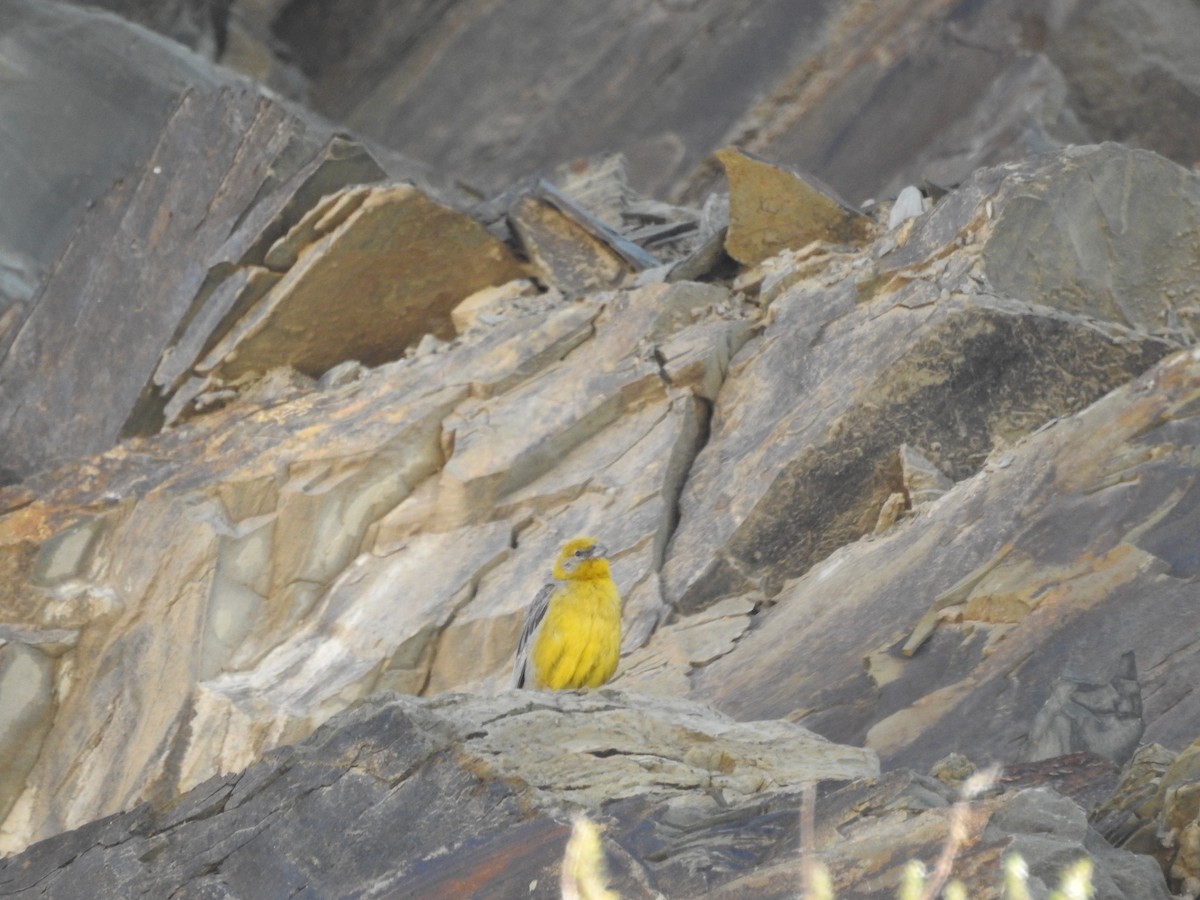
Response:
[1, 2, 1200, 897]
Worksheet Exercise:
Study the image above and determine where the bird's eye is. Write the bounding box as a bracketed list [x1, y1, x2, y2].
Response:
[574, 548, 587, 557]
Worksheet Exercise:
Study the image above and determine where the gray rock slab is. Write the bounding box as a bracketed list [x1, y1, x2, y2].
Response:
[693, 345, 1200, 775]
[0, 87, 319, 480]
[0, 690, 876, 898]
[275, 0, 841, 198]
[662, 285, 1171, 614]
[0, 1, 231, 311]
[665, 144, 1195, 615]
[982, 144, 1200, 341]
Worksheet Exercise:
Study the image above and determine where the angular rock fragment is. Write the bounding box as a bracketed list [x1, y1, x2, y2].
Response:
[1021, 650, 1144, 766]
[509, 194, 632, 294]
[716, 146, 875, 266]
[888, 185, 930, 229]
[450, 278, 541, 334]
[193, 183, 527, 387]
[662, 225, 735, 284]
[532, 180, 663, 269]
[981, 143, 1200, 341]
[507, 180, 661, 295]
[1094, 738, 1200, 896]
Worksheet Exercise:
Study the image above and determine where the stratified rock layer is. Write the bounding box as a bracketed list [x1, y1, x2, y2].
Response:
[0, 691, 880, 898]
[693, 344, 1200, 773]
[0, 692, 1169, 899]
[0, 72, 1197, 898]
[663, 145, 1179, 615]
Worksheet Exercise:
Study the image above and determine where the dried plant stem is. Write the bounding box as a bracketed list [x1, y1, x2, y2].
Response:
[918, 765, 1000, 900]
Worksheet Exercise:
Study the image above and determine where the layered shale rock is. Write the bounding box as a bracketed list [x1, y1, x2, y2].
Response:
[2, 7, 1200, 895]
[0, 692, 1169, 899]
[0, 691, 880, 898]
[235, 0, 1200, 203]
[690, 342, 1200, 774]
[0, 206, 748, 851]
[0, 80, 473, 481]
[1095, 739, 1200, 896]
[663, 144, 1181, 616]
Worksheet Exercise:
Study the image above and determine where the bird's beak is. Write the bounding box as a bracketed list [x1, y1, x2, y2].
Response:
[591, 544, 609, 558]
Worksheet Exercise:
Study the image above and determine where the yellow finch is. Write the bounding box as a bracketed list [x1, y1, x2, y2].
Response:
[511, 537, 622, 690]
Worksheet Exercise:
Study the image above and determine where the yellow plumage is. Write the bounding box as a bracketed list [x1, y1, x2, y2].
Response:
[512, 537, 622, 691]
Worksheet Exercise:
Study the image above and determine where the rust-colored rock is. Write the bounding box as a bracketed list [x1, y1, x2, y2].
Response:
[716, 146, 875, 266]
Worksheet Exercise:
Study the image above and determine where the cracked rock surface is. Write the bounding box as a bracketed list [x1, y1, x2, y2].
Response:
[1, 4, 1199, 897]
[0, 692, 1169, 899]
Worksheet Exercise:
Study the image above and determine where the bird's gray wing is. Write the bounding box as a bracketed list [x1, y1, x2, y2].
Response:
[511, 582, 555, 689]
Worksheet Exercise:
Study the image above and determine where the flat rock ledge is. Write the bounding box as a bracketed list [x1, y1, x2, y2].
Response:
[0, 690, 878, 898]
[0, 689, 1170, 898]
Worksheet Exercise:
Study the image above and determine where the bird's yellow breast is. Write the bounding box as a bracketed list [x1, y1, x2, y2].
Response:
[530, 577, 622, 690]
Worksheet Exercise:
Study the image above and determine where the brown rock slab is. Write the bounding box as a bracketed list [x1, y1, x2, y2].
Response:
[148, 133, 391, 401]
[199, 183, 527, 385]
[716, 147, 875, 266]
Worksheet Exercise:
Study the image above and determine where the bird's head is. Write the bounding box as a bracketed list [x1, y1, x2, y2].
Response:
[553, 536, 611, 581]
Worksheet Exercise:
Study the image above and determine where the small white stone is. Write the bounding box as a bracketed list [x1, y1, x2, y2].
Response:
[888, 186, 926, 230]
